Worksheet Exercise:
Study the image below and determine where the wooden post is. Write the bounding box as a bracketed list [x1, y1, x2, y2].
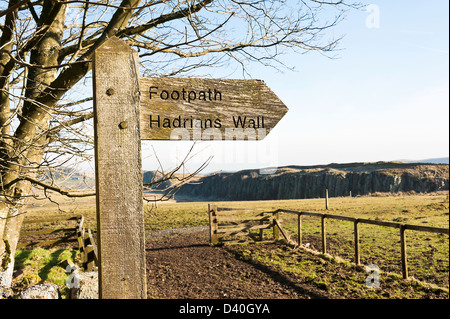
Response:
[85, 245, 95, 272]
[87, 228, 98, 264]
[83, 231, 92, 270]
[208, 204, 219, 245]
[321, 215, 327, 254]
[85, 228, 98, 270]
[297, 213, 302, 247]
[274, 219, 295, 246]
[354, 219, 360, 265]
[93, 37, 147, 299]
[400, 225, 408, 279]
[76, 216, 85, 267]
[325, 189, 329, 210]
[273, 211, 280, 241]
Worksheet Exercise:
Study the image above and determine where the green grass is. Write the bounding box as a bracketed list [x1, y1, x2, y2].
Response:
[264, 193, 449, 288]
[227, 242, 448, 298]
[144, 192, 449, 291]
[13, 248, 79, 298]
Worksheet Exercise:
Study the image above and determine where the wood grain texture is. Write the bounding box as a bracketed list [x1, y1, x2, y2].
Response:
[400, 225, 408, 279]
[208, 204, 219, 245]
[209, 207, 278, 244]
[321, 215, 327, 254]
[297, 214, 302, 247]
[93, 37, 146, 299]
[139, 77, 288, 140]
[354, 219, 360, 265]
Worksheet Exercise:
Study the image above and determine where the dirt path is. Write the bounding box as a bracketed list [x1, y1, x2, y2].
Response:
[145, 228, 328, 299]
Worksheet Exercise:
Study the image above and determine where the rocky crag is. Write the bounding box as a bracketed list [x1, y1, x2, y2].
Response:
[175, 162, 449, 201]
[143, 170, 172, 190]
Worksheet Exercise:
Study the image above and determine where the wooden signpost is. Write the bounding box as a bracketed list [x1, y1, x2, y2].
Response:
[93, 37, 288, 299]
[139, 77, 288, 140]
[93, 37, 146, 299]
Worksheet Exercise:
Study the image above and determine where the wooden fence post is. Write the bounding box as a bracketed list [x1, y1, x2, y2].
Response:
[76, 216, 85, 267]
[87, 228, 98, 265]
[209, 204, 219, 245]
[93, 37, 147, 299]
[321, 215, 327, 254]
[354, 219, 360, 265]
[259, 213, 264, 241]
[325, 189, 329, 210]
[85, 245, 95, 272]
[83, 229, 98, 271]
[297, 213, 302, 247]
[400, 225, 408, 279]
[273, 211, 280, 241]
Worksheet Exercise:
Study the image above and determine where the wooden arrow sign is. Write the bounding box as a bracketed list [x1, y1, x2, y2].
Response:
[139, 77, 288, 140]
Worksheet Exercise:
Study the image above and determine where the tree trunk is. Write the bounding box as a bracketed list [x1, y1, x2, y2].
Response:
[0, 0, 142, 289]
[0, 1, 67, 289]
[0, 198, 26, 288]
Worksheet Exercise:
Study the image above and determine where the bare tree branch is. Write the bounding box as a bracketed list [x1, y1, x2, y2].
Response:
[1, 0, 357, 286]
[2, 175, 95, 197]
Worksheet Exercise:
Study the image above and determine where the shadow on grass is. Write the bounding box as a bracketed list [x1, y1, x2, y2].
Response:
[223, 245, 330, 299]
[37, 249, 66, 281]
[14, 250, 33, 270]
[15, 248, 76, 286]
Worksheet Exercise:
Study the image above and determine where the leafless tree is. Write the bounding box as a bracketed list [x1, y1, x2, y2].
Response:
[0, 0, 359, 289]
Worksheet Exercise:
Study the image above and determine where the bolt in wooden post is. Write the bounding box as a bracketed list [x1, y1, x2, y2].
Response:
[354, 219, 360, 265]
[321, 215, 327, 254]
[209, 204, 219, 245]
[93, 37, 147, 299]
[400, 225, 408, 279]
[297, 213, 302, 247]
[325, 189, 329, 210]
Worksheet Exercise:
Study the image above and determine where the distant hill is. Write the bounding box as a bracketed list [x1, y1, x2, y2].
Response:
[39, 168, 95, 190]
[175, 161, 449, 201]
[142, 170, 172, 190]
[401, 157, 449, 164]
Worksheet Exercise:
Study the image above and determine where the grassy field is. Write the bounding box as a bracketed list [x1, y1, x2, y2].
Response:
[14, 191, 449, 298]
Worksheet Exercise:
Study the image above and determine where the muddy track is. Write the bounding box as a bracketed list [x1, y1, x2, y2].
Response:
[145, 228, 328, 299]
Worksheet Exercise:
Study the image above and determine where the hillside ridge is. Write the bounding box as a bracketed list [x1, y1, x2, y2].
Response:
[175, 161, 449, 201]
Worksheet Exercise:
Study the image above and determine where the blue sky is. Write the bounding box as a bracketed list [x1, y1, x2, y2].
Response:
[141, 1, 449, 174]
